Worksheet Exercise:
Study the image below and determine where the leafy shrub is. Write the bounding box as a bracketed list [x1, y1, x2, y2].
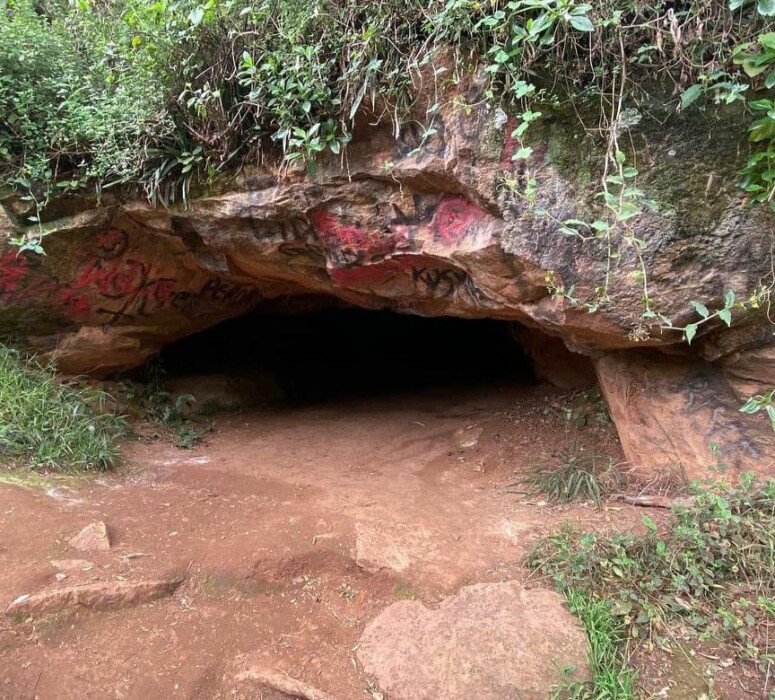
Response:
[1, 0, 771, 218]
[529, 474, 775, 645]
[0, 348, 127, 472]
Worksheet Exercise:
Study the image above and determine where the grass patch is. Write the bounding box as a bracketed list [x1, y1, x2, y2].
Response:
[528, 474, 775, 696]
[513, 442, 624, 505]
[554, 591, 637, 699]
[0, 347, 127, 472]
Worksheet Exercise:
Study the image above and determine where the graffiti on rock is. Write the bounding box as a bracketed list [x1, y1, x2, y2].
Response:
[429, 196, 486, 245]
[0, 229, 259, 324]
[0, 251, 29, 298]
[249, 218, 308, 243]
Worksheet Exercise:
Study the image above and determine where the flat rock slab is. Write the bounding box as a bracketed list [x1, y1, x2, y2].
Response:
[6, 579, 182, 616]
[357, 581, 589, 700]
[69, 521, 111, 551]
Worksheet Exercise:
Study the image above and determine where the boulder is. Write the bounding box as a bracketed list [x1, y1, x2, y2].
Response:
[511, 325, 596, 389]
[595, 351, 775, 482]
[356, 581, 589, 700]
[0, 102, 771, 372]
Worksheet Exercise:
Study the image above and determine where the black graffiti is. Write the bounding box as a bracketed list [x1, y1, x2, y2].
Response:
[249, 217, 308, 242]
[389, 194, 442, 228]
[170, 279, 260, 317]
[411, 267, 468, 298]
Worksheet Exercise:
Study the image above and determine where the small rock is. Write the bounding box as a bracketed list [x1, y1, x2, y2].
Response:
[69, 521, 111, 551]
[5, 578, 182, 616]
[54, 573, 68, 582]
[452, 425, 483, 450]
[50, 559, 95, 572]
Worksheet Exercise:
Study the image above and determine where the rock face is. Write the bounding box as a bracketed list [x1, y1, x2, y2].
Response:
[596, 351, 775, 482]
[0, 93, 773, 478]
[356, 581, 589, 700]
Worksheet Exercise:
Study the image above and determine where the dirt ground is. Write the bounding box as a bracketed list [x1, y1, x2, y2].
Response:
[0, 380, 730, 699]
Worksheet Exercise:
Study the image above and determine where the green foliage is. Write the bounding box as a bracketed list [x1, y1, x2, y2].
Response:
[554, 591, 637, 700]
[123, 365, 211, 448]
[0, 347, 127, 472]
[740, 390, 775, 432]
[516, 443, 622, 505]
[528, 475, 775, 662]
[0, 0, 770, 219]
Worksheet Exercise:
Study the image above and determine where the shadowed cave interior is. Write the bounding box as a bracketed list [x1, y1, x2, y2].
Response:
[156, 307, 537, 404]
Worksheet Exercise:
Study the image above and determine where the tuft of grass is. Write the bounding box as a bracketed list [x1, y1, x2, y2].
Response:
[554, 590, 637, 700]
[514, 443, 624, 505]
[529, 473, 775, 694]
[0, 348, 127, 472]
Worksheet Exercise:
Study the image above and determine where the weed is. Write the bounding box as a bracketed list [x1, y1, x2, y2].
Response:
[553, 590, 637, 700]
[121, 365, 211, 449]
[528, 474, 775, 693]
[515, 442, 624, 505]
[0, 347, 127, 472]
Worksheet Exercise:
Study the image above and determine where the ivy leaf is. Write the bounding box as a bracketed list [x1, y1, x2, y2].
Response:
[740, 397, 761, 414]
[758, 0, 775, 15]
[718, 308, 732, 326]
[680, 84, 703, 110]
[569, 15, 594, 32]
[690, 300, 710, 318]
[725, 290, 736, 307]
[684, 323, 698, 344]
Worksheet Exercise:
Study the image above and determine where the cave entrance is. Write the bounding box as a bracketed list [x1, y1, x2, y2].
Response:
[157, 307, 536, 405]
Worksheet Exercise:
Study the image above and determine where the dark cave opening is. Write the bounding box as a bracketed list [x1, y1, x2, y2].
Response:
[156, 308, 536, 404]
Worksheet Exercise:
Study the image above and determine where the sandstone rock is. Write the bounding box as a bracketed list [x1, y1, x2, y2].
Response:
[0, 103, 771, 373]
[69, 521, 111, 552]
[234, 666, 337, 700]
[595, 351, 775, 482]
[5, 578, 182, 615]
[50, 559, 95, 572]
[354, 521, 436, 574]
[722, 345, 775, 401]
[356, 581, 589, 700]
[512, 326, 596, 390]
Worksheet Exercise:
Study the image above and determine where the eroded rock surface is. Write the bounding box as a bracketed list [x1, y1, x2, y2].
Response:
[1, 96, 773, 478]
[357, 581, 589, 700]
[596, 351, 775, 481]
[5, 578, 182, 615]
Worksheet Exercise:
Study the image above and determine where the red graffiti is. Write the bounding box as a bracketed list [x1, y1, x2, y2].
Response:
[330, 261, 402, 288]
[57, 285, 91, 315]
[0, 251, 28, 296]
[310, 209, 397, 258]
[430, 196, 485, 244]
